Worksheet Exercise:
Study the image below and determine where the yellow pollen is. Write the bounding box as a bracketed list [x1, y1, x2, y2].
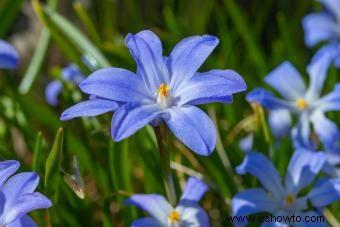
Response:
[295, 98, 308, 110]
[286, 194, 295, 206]
[168, 210, 180, 223]
[158, 83, 170, 97]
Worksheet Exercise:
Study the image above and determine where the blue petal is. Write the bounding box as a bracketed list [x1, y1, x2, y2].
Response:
[7, 215, 37, 227]
[320, 0, 340, 20]
[264, 61, 306, 100]
[177, 201, 210, 227]
[45, 80, 63, 106]
[176, 69, 246, 106]
[125, 194, 171, 225]
[61, 64, 85, 84]
[2, 172, 39, 207]
[239, 133, 254, 152]
[268, 109, 291, 139]
[111, 103, 162, 141]
[302, 13, 337, 47]
[236, 152, 284, 197]
[308, 178, 340, 207]
[168, 35, 219, 92]
[125, 30, 170, 92]
[296, 112, 313, 148]
[317, 83, 340, 112]
[165, 106, 216, 156]
[61, 99, 118, 121]
[306, 48, 334, 101]
[285, 149, 326, 194]
[0, 40, 19, 69]
[3, 192, 51, 225]
[310, 111, 338, 146]
[0, 160, 19, 187]
[79, 67, 151, 102]
[131, 218, 162, 227]
[180, 176, 208, 203]
[246, 88, 294, 111]
[232, 188, 278, 224]
[310, 43, 340, 68]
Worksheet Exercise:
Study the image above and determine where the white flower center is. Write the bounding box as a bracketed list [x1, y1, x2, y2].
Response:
[156, 83, 173, 109]
[168, 210, 181, 226]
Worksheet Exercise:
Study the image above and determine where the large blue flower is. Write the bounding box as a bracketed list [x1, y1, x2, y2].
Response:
[61, 30, 246, 156]
[126, 176, 210, 227]
[45, 64, 86, 106]
[0, 40, 19, 69]
[246, 51, 340, 149]
[0, 160, 52, 227]
[232, 150, 340, 227]
[303, 0, 340, 67]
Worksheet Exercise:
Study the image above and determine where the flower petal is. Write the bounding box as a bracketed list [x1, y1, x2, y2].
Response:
[168, 35, 219, 92]
[180, 176, 208, 203]
[246, 88, 295, 111]
[236, 152, 284, 197]
[165, 106, 216, 156]
[111, 103, 162, 141]
[7, 215, 37, 227]
[176, 69, 246, 106]
[61, 64, 85, 84]
[0, 40, 19, 69]
[125, 194, 171, 225]
[45, 80, 63, 106]
[308, 178, 340, 207]
[285, 149, 326, 194]
[264, 61, 306, 100]
[0, 160, 19, 187]
[4, 192, 51, 225]
[302, 13, 337, 47]
[306, 48, 334, 101]
[125, 30, 170, 92]
[177, 201, 210, 227]
[317, 83, 340, 112]
[295, 112, 313, 148]
[131, 217, 162, 227]
[268, 109, 291, 139]
[231, 188, 278, 224]
[61, 99, 118, 121]
[310, 111, 338, 146]
[239, 133, 254, 152]
[79, 67, 151, 102]
[320, 0, 340, 20]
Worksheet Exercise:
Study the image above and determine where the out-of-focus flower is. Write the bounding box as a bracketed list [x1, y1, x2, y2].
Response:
[232, 150, 340, 226]
[45, 64, 86, 106]
[246, 52, 340, 149]
[0, 160, 52, 227]
[0, 40, 19, 69]
[61, 30, 246, 156]
[303, 0, 340, 67]
[126, 176, 210, 227]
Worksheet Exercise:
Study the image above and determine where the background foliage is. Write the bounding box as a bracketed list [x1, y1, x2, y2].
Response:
[0, 0, 338, 226]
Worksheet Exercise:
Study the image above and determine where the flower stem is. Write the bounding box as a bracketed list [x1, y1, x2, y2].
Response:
[154, 125, 177, 206]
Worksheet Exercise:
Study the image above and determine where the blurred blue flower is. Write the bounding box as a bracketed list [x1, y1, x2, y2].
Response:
[303, 0, 340, 67]
[45, 64, 86, 106]
[246, 52, 340, 149]
[61, 30, 246, 156]
[126, 176, 210, 227]
[0, 160, 52, 227]
[0, 40, 19, 69]
[232, 150, 340, 227]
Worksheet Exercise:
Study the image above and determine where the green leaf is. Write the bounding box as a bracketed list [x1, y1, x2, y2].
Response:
[45, 128, 63, 199]
[32, 131, 43, 173]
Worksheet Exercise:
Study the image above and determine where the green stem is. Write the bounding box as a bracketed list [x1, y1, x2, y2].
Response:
[154, 125, 176, 206]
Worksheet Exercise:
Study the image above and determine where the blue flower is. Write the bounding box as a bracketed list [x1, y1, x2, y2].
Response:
[0, 40, 19, 69]
[61, 30, 246, 156]
[45, 64, 86, 106]
[126, 176, 210, 227]
[303, 0, 340, 67]
[0, 160, 52, 227]
[232, 150, 340, 226]
[246, 52, 340, 149]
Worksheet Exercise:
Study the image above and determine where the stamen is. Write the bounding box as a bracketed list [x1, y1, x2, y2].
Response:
[295, 98, 308, 110]
[285, 194, 295, 206]
[158, 83, 170, 97]
[168, 210, 181, 223]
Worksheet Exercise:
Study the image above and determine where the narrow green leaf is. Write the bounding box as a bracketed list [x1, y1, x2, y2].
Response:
[32, 131, 43, 173]
[0, 0, 24, 37]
